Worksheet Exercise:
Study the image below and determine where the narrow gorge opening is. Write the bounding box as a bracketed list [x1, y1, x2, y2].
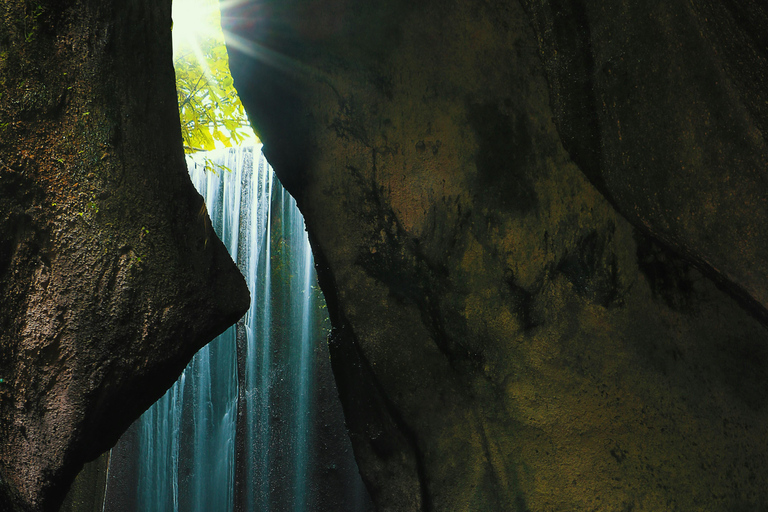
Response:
[101, 146, 371, 512]
[62, 1, 371, 510]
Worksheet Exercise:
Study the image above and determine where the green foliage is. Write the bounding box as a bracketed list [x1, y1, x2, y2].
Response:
[23, 1, 45, 43]
[173, 6, 254, 153]
[200, 156, 233, 175]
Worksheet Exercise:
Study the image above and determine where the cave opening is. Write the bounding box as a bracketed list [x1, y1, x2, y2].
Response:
[61, 1, 371, 511]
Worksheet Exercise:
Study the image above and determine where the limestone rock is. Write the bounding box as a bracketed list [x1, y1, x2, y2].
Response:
[224, 0, 768, 510]
[0, 2, 249, 510]
[522, 0, 768, 319]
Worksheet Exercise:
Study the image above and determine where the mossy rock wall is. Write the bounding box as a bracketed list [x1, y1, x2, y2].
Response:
[522, 0, 768, 320]
[224, 0, 768, 510]
[0, 1, 249, 511]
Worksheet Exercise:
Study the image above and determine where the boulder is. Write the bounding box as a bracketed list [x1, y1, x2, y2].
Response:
[0, 1, 249, 510]
[224, 0, 768, 509]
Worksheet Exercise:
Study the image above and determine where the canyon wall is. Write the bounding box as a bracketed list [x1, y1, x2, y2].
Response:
[0, 1, 249, 510]
[2, 0, 767, 510]
[224, 0, 768, 510]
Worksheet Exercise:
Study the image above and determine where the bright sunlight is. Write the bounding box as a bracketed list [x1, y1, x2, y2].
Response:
[172, 0, 220, 55]
[172, 0, 256, 153]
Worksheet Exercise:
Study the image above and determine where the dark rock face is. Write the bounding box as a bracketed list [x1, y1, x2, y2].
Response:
[0, 1, 249, 511]
[58, 453, 109, 512]
[522, 0, 768, 319]
[224, 0, 768, 510]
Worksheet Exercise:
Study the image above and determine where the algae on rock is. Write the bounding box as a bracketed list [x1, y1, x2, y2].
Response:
[0, 1, 248, 510]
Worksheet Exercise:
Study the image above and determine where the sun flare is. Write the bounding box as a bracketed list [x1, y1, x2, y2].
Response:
[172, 0, 223, 55]
[171, 0, 256, 151]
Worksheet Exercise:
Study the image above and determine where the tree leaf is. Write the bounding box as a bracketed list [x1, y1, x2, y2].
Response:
[173, 27, 257, 156]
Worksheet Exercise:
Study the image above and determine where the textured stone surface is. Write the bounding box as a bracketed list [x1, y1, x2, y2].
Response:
[522, 0, 768, 319]
[224, 0, 768, 510]
[58, 453, 108, 512]
[0, 1, 249, 510]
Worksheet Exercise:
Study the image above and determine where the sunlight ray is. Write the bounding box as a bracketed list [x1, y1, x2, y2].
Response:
[222, 30, 327, 83]
[172, 0, 222, 55]
[171, 0, 256, 151]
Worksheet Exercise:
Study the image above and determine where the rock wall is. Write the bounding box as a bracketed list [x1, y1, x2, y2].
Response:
[0, 1, 249, 510]
[224, 0, 768, 510]
[58, 453, 108, 512]
[522, 0, 768, 320]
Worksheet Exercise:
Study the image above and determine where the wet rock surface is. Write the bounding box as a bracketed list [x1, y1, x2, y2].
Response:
[224, 0, 768, 510]
[0, 1, 249, 510]
[522, 0, 768, 322]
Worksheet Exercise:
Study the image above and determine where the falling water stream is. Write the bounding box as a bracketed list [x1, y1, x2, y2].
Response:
[104, 145, 371, 512]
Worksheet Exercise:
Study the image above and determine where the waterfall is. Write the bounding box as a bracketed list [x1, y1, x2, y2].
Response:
[104, 145, 371, 512]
